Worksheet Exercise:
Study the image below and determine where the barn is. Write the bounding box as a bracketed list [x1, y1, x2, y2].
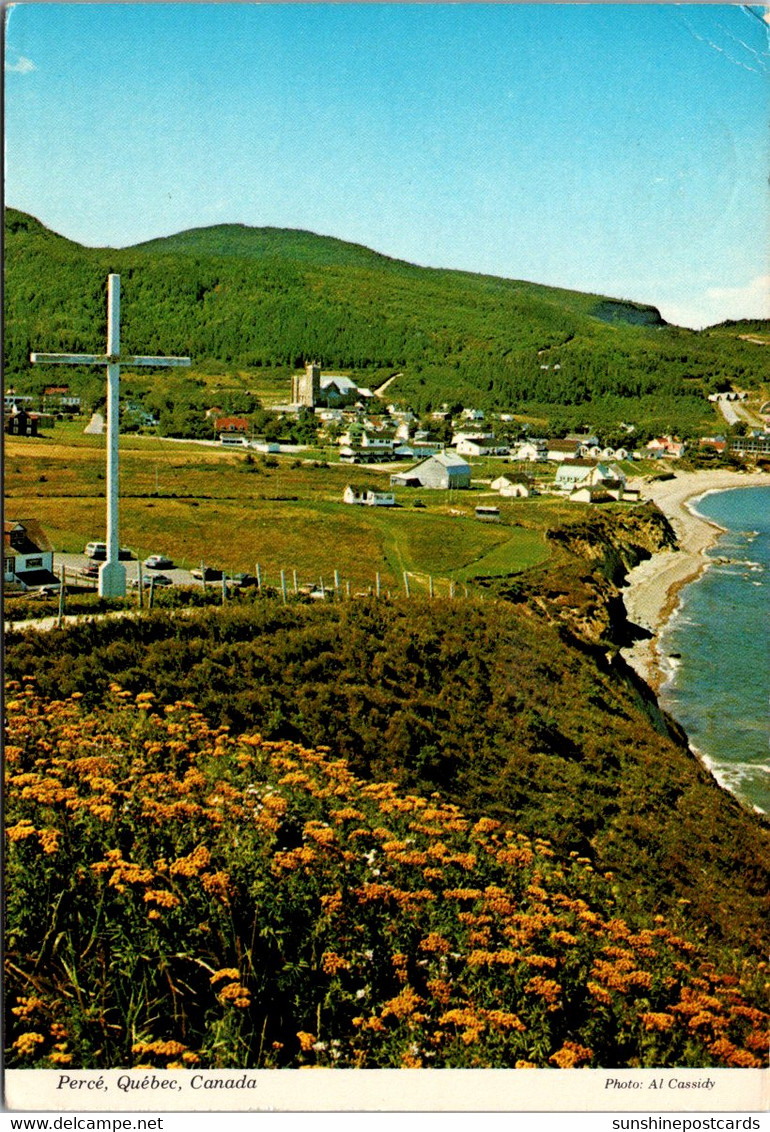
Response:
[390, 451, 471, 490]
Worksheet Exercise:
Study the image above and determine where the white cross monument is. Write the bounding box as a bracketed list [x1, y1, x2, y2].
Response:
[31, 274, 191, 597]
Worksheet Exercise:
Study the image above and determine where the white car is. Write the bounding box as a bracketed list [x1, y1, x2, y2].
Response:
[144, 554, 174, 570]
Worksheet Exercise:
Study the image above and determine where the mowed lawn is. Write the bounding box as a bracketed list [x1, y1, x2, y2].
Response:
[5, 431, 552, 589]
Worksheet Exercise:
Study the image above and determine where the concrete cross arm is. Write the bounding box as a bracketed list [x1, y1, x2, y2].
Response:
[126, 355, 191, 368]
[30, 352, 191, 367]
[30, 352, 109, 365]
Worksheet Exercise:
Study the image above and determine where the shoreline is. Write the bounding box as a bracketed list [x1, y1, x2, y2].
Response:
[619, 468, 770, 689]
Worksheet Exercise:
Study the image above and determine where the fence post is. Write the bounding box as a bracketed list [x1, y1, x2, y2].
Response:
[334, 569, 339, 593]
[293, 569, 298, 595]
[256, 563, 262, 592]
[403, 571, 410, 597]
[280, 570, 287, 604]
[346, 580, 351, 598]
[376, 572, 381, 598]
[149, 575, 155, 609]
[57, 566, 65, 627]
[429, 575, 434, 599]
[221, 574, 227, 605]
[450, 579, 455, 600]
[138, 560, 143, 610]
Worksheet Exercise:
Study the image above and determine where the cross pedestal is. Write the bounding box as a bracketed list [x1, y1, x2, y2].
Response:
[31, 274, 191, 597]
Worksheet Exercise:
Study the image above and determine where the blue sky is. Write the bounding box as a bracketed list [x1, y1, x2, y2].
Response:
[5, 3, 769, 328]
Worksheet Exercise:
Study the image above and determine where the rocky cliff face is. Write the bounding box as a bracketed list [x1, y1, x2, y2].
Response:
[490, 504, 677, 650]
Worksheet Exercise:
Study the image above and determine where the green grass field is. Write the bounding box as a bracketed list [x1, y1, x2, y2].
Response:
[5, 426, 562, 591]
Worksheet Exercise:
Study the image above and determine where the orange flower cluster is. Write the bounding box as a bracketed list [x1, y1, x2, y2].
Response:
[5, 684, 767, 1072]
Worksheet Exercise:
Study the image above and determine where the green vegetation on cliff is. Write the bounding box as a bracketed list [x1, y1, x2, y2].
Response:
[6, 509, 768, 961]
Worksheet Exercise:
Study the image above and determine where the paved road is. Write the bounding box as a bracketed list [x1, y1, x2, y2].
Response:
[56, 552, 204, 589]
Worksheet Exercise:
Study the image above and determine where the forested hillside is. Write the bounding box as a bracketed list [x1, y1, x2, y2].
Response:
[6, 208, 767, 434]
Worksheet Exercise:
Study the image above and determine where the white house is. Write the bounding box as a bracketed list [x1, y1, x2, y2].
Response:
[340, 429, 394, 453]
[646, 436, 686, 459]
[455, 438, 509, 457]
[555, 461, 626, 494]
[546, 439, 580, 462]
[342, 484, 396, 507]
[4, 519, 57, 589]
[491, 474, 535, 498]
[452, 429, 496, 446]
[513, 440, 548, 462]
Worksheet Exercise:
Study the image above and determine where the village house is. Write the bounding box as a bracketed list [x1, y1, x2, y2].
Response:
[5, 408, 39, 437]
[555, 461, 626, 495]
[43, 386, 81, 411]
[512, 439, 548, 462]
[546, 439, 580, 462]
[490, 474, 536, 498]
[4, 519, 58, 589]
[699, 435, 728, 453]
[392, 441, 443, 460]
[461, 408, 485, 422]
[339, 429, 395, 454]
[214, 415, 249, 435]
[391, 451, 472, 490]
[342, 484, 396, 507]
[646, 436, 686, 459]
[339, 446, 391, 464]
[566, 432, 599, 448]
[4, 394, 34, 413]
[568, 485, 614, 504]
[452, 429, 495, 447]
[455, 438, 509, 457]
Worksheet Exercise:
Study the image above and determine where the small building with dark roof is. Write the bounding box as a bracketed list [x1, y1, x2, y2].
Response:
[4, 519, 57, 588]
[5, 409, 39, 437]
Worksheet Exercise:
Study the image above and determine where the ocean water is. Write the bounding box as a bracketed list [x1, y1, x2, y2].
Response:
[658, 486, 770, 815]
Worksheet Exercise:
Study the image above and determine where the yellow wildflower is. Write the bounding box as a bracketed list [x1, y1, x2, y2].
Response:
[13, 1032, 45, 1057]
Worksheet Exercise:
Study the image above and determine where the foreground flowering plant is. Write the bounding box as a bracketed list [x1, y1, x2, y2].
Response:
[5, 681, 767, 1069]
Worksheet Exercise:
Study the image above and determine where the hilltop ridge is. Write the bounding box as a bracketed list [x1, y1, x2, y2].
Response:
[5, 207, 766, 434]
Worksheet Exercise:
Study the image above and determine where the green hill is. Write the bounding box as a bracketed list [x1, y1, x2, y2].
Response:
[5, 207, 767, 434]
[129, 222, 418, 272]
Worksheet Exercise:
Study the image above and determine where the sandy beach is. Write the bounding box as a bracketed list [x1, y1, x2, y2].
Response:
[620, 468, 770, 688]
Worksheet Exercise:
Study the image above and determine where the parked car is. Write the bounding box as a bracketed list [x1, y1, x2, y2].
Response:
[191, 567, 223, 581]
[230, 573, 259, 589]
[130, 574, 172, 588]
[84, 542, 132, 560]
[82, 562, 100, 578]
[144, 554, 174, 570]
